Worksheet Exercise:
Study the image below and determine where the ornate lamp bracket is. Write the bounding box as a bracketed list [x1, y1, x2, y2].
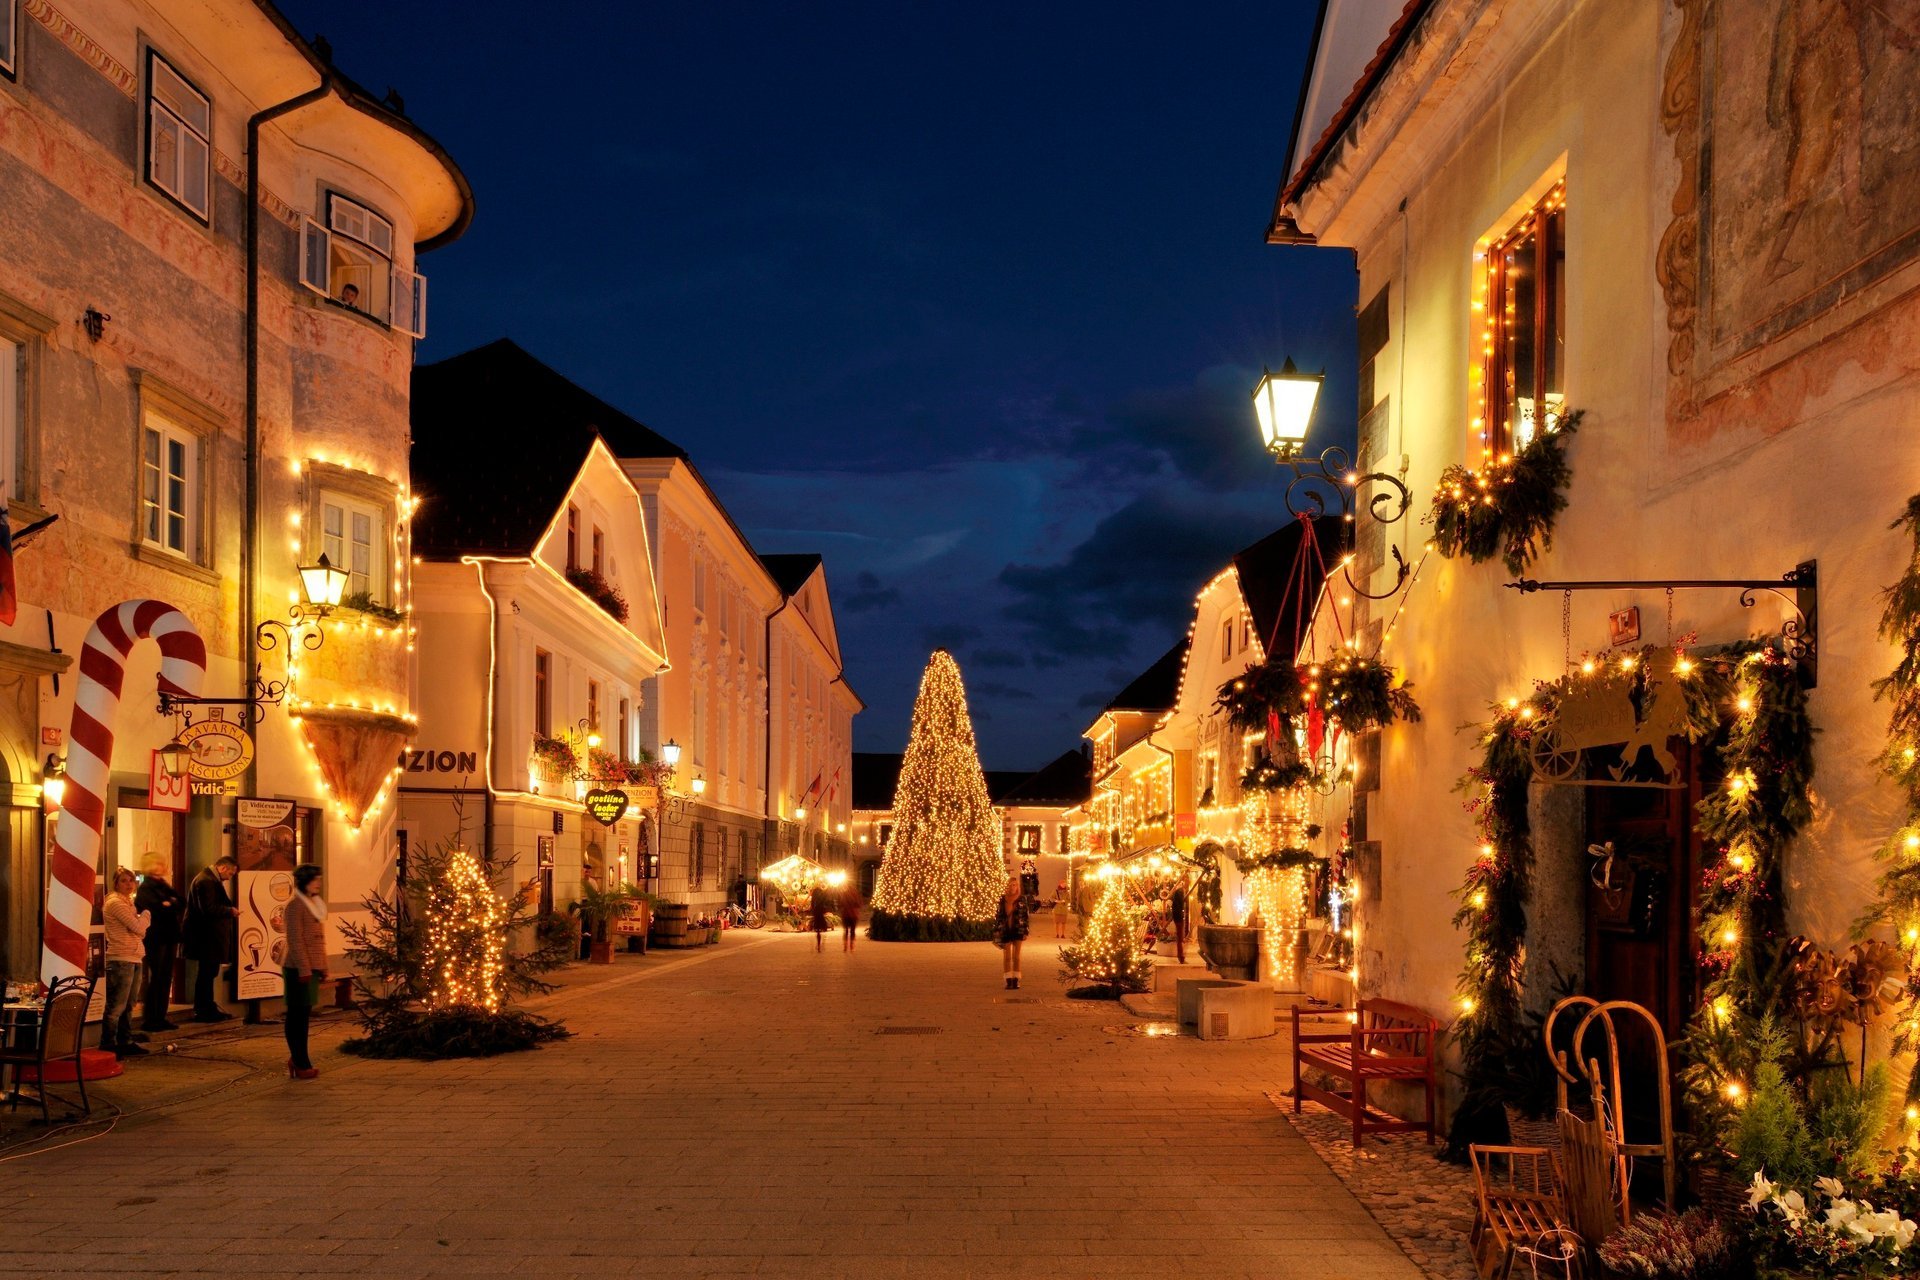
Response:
[156, 608, 329, 725]
[1279, 445, 1414, 601]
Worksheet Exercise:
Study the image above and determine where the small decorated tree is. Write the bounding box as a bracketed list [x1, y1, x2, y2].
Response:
[341, 840, 573, 1058]
[1059, 876, 1154, 998]
[870, 650, 1006, 941]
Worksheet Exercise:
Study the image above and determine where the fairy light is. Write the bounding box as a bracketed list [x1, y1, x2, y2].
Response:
[426, 849, 507, 1014]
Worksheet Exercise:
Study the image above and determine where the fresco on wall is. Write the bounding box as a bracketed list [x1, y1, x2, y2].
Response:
[1705, 0, 1920, 353]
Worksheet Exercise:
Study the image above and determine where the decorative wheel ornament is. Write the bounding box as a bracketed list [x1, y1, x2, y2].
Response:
[1529, 724, 1580, 780]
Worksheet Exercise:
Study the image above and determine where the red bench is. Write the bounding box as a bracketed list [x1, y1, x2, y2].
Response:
[1291, 997, 1438, 1149]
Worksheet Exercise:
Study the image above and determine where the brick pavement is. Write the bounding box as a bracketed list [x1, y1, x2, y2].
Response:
[0, 932, 1430, 1279]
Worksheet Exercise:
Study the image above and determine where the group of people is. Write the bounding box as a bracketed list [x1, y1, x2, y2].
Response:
[806, 881, 864, 952]
[97, 855, 330, 1080]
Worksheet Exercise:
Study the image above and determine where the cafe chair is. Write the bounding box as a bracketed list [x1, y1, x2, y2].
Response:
[0, 974, 95, 1125]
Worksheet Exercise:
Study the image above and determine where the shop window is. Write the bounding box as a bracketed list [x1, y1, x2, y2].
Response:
[320, 491, 385, 602]
[1, 0, 17, 79]
[534, 650, 552, 738]
[1480, 184, 1566, 459]
[140, 414, 201, 562]
[145, 50, 210, 222]
[298, 193, 426, 336]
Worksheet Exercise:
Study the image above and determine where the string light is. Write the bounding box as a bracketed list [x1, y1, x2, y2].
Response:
[426, 850, 508, 1015]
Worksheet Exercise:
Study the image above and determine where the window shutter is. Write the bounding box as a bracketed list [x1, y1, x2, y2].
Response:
[299, 218, 329, 294]
[391, 266, 426, 338]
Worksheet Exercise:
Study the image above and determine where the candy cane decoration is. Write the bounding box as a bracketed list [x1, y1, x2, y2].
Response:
[42, 600, 206, 983]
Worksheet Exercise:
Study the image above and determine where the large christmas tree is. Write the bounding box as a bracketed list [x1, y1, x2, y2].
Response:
[870, 650, 1007, 941]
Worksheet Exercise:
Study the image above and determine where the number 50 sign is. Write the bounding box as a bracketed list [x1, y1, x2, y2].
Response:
[149, 750, 192, 813]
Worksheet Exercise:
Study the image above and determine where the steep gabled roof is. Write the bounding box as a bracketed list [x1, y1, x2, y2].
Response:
[410, 340, 682, 559]
[1232, 520, 1352, 663]
[999, 749, 1093, 808]
[1107, 641, 1188, 714]
[759, 553, 823, 597]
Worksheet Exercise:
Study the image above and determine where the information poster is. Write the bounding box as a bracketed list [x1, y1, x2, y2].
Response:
[234, 799, 297, 1000]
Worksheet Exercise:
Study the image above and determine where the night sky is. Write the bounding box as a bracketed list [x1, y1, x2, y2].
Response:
[283, 2, 1359, 769]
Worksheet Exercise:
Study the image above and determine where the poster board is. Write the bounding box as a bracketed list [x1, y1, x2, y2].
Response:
[234, 799, 297, 1000]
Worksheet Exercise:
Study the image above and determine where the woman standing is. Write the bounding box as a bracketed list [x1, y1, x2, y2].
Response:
[283, 865, 327, 1080]
[808, 885, 830, 953]
[994, 877, 1030, 990]
[838, 882, 862, 952]
[100, 868, 149, 1057]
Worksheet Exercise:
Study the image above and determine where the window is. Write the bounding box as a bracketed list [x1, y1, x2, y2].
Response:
[617, 699, 630, 763]
[534, 650, 552, 738]
[690, 689, 705, 766]
[1481, 184, 1566, 458]
[0, 333, 17, 500]
[297, 192, 426, 336]
[587, 681, 600, 737]
[692, 559, 707, 613]
[1057, 826, 1070, 855]
[565, 507, 579, 572]
[1, 0, 18, 79]
[716, 828, 729, 885]
[145, 51, 210, 222]
[320, 492, 384, 601]
[692, 824, 705, 888]
[1016, 825, 1041, 855]
[879, 823, 894, 849]
[591, 528, 604, 576]
[140, 416, 199, 560]
[1220, 618, 1234, 661]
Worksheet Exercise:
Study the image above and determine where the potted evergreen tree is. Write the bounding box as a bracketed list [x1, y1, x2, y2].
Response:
[572, 883, 635, 965]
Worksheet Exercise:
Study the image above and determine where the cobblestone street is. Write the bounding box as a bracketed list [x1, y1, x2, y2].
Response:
[0, 933, 1428, 1279]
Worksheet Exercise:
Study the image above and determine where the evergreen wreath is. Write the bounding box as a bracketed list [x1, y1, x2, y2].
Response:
[1866, 494, 1920, 1102]
[1429, 410, 1583, 576]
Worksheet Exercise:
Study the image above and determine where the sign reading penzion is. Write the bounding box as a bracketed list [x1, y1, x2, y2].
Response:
[400, 749, 480, 775]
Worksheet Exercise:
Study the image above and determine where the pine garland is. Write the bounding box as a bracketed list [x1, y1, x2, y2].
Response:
[1867, 495, 1920, 1099]
[1429, 410, 1583, 576]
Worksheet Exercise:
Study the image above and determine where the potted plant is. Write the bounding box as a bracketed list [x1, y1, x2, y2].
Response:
[571, 883, 635, 964]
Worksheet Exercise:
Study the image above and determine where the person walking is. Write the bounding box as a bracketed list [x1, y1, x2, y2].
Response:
[136, 855, 184, 1032]
[183, 856, 238, 1022]
[100, 868, 149, 1057]
[283, 865, 327, 1080]
[1170, 880, 1190, 964]
[994, 876, 1030, 990]
[1054, 879, 1071, 938]
[808, 885, 830, 953]
[839, 882, 862, 952]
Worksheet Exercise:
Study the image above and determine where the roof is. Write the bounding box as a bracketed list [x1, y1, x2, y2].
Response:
[1231, 519, 1350, 663]
[760, 553, 823, 597]
[410, 340, 682, 559]
[998, 749, 1093, 808]
[985, 771, 1033, 804]
[1106, 641, 1189, 714]
[1269, 0, 1434, 241]
[851, 753, 904, 811]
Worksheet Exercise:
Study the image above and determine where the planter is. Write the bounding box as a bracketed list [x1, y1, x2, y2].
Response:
[1503, 1104, 1559, 1152]
[589, 939, 613, 965]
[1197, 924, 1259, 980]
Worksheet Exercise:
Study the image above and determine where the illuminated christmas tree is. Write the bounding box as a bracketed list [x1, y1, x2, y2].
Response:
[870, 650, 1007, 941]
[425, 851, 508, 1015]
[1059, 874, 1154, 997]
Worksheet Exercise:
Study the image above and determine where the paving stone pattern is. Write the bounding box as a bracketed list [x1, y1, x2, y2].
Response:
[1, 933, 1433, 1279]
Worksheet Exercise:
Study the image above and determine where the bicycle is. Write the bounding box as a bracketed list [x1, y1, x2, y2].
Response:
[716, 903, 765, 929]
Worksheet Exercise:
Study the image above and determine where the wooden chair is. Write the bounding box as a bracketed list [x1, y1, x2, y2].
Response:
[1468, 1144, 1566, 1279]
[1291, 997, 1438, 1148]
[0, 975, 94, 1125]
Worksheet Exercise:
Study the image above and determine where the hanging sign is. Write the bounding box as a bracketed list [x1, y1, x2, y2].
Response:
[234, 798, 298, 1001]
[1174, 812, 1197, 839]
[148, 750, 192, 813]
[180, 713, 254, 782]
[1530, 668, 1689, 788]
[1608, 607, 1641, 647]
[584, 788, 629, 826]
[624, 784, 658, 810]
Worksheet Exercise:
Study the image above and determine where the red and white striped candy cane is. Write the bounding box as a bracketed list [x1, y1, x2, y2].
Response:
[42, 600, 206, 983]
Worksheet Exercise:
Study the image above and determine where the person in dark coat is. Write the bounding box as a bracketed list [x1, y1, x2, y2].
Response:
[135, 855, 185, 1031]
[838, 882, 862, 953]
[808, 887, 830, 953]
[1170, 881, 1190, 964]
[182, 856, 238, 1022]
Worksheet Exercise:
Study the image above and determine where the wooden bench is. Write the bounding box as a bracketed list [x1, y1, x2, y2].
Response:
[1290, 997, 1438, 1149]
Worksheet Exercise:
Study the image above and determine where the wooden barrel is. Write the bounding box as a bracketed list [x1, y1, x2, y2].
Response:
[651, 901, 690, 947]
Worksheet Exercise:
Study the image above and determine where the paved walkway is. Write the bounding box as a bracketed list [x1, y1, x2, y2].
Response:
[0, 932, 1427, 1279]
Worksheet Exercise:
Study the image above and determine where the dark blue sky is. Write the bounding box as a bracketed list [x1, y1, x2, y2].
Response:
[287, 1, 1358, 769]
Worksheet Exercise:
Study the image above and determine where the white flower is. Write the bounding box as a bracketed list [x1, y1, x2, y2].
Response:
[1860, 1209, 1904, 1242]
[1777, 1189, 1808, 1222]
[1749, 1170, 1777, 1208]
[1825, 1198, 1858, 1229]
[1815, 1175, 1846, 1200]
[1893, 1216, 1917, 1251]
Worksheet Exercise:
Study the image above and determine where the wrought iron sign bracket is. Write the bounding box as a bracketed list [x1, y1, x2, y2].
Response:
[156, 613, 329, 725]
[1278, 445, 1414, 601]
[1507, 561, 1818, 685]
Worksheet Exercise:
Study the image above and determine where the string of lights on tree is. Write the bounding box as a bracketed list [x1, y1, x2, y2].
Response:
[1871, 495, 1920, 1106]
[426, 849, 509, 1015]
[869, 650, 1007, 937]
[1059, 873, 1155, 997]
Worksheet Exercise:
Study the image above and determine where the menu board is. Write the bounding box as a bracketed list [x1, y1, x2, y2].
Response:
[234, 799, 297, 1000]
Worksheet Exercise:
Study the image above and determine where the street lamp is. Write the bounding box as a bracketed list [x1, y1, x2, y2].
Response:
[660, 739, 681, 769]
[156, 738, 193, 779]
[42, 754, 66, 809]
[691, 776, 706, 797]
[1252, 359, 1323, 460]
[794, 805, 807, 821]
[297, 552, 350, 612]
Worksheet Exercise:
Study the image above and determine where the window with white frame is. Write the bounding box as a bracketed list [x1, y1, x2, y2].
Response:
[145, 51, 210, 222]
[692, 558, 707, 614]
[298, 192, 426, 337]
[319, 491, 385, 602]
[691, 688, 706, 767]
[0, 334, 18, 501]
[1220, 618, 1234, 661]
[140, 415, 200, 560]
[1, 0, 19, 79]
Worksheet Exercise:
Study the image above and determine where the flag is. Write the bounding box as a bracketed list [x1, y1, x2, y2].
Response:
[801, 769, 823, 804]
[824, 764, 843, 803]
[0, 501, 16, 626]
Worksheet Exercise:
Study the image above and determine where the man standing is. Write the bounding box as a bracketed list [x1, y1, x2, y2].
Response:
[1169, 880, 1190, 965]
[136, 855, 185, 1032]
[183, 856, 238, 1022]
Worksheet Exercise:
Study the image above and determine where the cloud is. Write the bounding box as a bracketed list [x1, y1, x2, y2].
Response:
[971, 680, 1036, 702]
[840, 571, 901, 613]
[971, 647, 1027, 669]
[924, 622, 984, 651]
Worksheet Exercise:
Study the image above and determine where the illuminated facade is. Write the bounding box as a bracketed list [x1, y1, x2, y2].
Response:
[0, 0, 468, 986]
